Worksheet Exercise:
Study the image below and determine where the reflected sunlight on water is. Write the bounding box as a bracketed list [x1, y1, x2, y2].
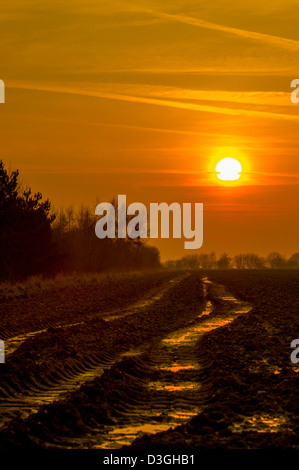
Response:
[160, 364, 195, 372]
[148, 381, 199, 392]
[67, 277, 252, 449]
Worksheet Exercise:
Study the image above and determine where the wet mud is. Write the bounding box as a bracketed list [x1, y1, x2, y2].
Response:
[0, 270, 298, 449]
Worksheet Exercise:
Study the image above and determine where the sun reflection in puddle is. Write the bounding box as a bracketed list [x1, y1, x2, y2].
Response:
[170, 411, 198, 419]
[97, 423, 172, 449]
[149, 381, 199, 392]
[221, 296, 238, 302]
[78, 277, 252, 449]
[198, 300, 213, 318]
[162, 315, 239, 348]
[160, 364, 196, 372]
[95, 409, 201, 449]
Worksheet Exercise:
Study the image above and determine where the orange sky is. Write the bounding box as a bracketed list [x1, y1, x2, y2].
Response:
[1, 0, 299, 260]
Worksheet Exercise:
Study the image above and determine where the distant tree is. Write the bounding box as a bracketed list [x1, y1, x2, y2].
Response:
[233, 253, 265, 269]
[165, 251, 296, 271]
[164, 260, 177, 269]
[198, 252, 216, 269]
[267, 252, 286, 269]
[287, 253, 299, 269]
[255, 255, 266, 269]
[52, 202, 160, 273]
[234, 254, 245, 269]
[65, 206, 75, 233]
[244, 253, 266, 269]
[217, 253, 232, 269]
[174, 258, 185, 269]
[179, 254, 199, 269]
[0, 160, 56, 280]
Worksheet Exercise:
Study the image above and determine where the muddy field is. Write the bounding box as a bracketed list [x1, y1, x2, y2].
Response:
[0, 269, 298, 449]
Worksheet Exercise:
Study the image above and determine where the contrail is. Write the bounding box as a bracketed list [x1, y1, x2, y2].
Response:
[8, 82, 299, 123]
[133, 6, 299, 51]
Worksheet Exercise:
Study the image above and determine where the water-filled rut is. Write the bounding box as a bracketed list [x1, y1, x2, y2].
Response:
[53, 277, 251, 449]
[0, 275, 252, 448]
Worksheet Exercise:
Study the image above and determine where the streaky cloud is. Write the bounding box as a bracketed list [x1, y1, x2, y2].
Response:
[138, 8, 299, 51]
[9, 81, 299, 123]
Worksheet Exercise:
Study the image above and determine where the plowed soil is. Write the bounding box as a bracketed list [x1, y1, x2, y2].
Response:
[0, 269, 298, 449]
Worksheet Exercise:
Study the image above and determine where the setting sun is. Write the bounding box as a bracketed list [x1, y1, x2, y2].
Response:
[216, 158, 242, 181]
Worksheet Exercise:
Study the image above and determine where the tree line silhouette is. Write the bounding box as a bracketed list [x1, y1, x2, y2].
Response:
[164, 252, 299, 270]
[52, 204, 160, 275]
[0, 160, 160, 281]
[1, 160, 298, 281]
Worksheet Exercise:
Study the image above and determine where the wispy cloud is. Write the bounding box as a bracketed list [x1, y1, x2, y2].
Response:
[77, 84, 290, 106]
[8, 81, 299, 123]
[83, 122, 261, 143]
[107, 67, 298, 76]
[139, 7, 299, 51]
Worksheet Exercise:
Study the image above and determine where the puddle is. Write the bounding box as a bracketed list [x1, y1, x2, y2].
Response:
[149, 382, 200, 392]
[160, 364, 195, 372]
[95, 278, 251, 449]
[97, 424, 173, 449]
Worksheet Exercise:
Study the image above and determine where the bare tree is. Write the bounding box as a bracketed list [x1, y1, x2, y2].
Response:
[288, 253, 299, 268]
[267, 252, 286, 269]
[217, 253, 232, 269]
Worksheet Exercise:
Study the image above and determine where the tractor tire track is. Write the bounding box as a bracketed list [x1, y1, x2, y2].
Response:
[0, 274, 251, 449]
